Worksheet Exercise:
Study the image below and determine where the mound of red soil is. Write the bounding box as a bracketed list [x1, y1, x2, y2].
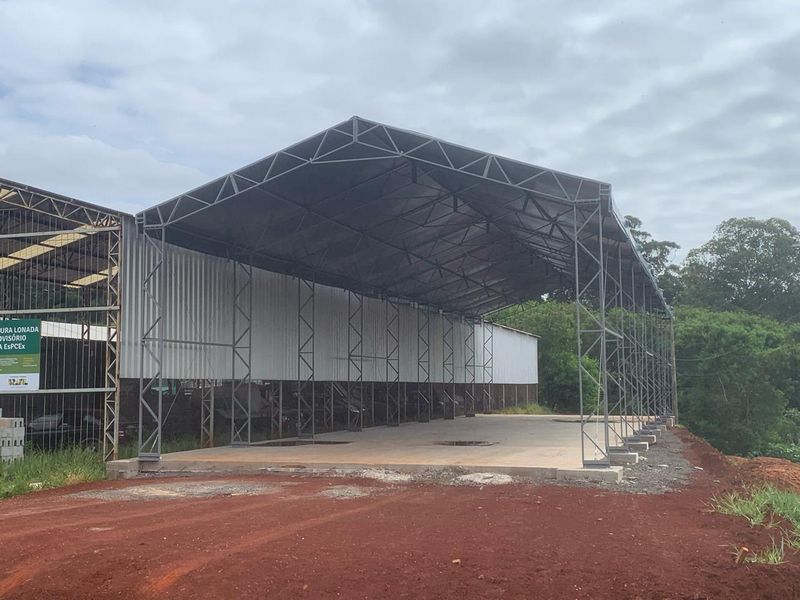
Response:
[732, 455, 800, 493]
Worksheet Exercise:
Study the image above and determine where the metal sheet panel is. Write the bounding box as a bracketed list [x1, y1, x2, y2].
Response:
[121, 217, 538, 384]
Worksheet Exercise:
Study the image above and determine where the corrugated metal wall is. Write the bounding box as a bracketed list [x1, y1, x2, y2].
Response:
[120, 217, 538, 384]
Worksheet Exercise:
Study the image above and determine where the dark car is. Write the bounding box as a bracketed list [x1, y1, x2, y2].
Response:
[26, 409, 135, 452]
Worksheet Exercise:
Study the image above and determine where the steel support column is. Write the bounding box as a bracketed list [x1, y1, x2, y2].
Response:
[573, 195, 611, 467]
[604, 242, 628, 448]
[347, 290, 364, 431]
[102, 226, 121, 461]
[138, 227, 165, 461]
[385, 299, 400, 427]
[442, 313, 455, 419]
[231, 260, 253, 446]
[200, 379, 215, 448]
[670, 319, 679, 422]
[481, 319, 494, 413]
[464, 318, 476, 417]
[297, 278, 315, 438]
[416, 306, 431, 422]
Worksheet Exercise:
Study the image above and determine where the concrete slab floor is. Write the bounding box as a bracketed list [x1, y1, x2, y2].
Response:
[117, 415, 626, 482]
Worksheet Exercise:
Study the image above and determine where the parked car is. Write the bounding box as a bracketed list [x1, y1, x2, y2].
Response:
[26, 409, 135, 452]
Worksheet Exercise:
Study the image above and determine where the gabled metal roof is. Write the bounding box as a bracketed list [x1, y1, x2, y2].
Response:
[137, 116, 668, 316]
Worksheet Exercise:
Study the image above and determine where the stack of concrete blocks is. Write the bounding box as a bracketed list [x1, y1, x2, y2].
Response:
[0, 410, 25, 463]
[609, 416, 674, 466]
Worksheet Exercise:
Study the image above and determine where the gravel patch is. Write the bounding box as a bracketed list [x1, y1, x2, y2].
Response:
[319, 485, 373, 499]
[616, 428, 693, 494]
[355, 469, 414, 484]
[455, 472, 514, 486]
[71, 480, 281, 501]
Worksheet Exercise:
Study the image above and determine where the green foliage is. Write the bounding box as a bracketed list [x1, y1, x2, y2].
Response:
[496, 403, 553, 415]
[680, 217, 800, 322]
[624, 215, 683, 304]
[716, 485, 800, 564]
[753, 443, 800, 464]
[713, 485, 800, 553]
[118, 435, 202, 459]
[745, 538, 787, 564]
[495, 301, 597, 413]
[0, 448, 106, 499]
[675, 306, 800, 455]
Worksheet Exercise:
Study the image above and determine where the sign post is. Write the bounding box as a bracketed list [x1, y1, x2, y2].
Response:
[0, 319, 41, 392]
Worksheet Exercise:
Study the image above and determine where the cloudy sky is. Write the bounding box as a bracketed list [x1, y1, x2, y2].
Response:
[1, 0, 798, 260]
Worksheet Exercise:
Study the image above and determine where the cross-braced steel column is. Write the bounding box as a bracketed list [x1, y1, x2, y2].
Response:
[417, 305, 431, 422]
[481, 319, 494, 413]
[200, 379, 215, 448]
[231, 260, 253, 446]
[270, 381, 284, 439]
[102, 226, 121, 461]
[573, 194, 611, 467]
[442, 313, 455, 419]
[347, 290, 364, 431]
[297, 278, 315, 438]
[385, 299, 400, 427]
[626, 263, 643, 437]
[604, 242, 628, 448]
[616, 248, 634, 440]
[670, 319, 679, 422]
[464, 317, 476, 417]
[138, 227, 165, 461]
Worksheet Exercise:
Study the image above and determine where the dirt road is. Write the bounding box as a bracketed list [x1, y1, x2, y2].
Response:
[1, 432, 798, 599]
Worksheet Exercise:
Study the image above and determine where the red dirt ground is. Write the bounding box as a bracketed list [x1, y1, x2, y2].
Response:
[730, 454, 800, 494]
[1, 430, 799, 600]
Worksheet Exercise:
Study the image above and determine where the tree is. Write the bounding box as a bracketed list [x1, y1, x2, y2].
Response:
[675, 306, 800, 455]
[680, 217, 800, 321]
[495, 301, 597, 413]
[624, 215, 682, 304]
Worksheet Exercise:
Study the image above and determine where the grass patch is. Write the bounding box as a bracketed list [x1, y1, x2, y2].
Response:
[496, 404, 553, 415]
[744, 537, 786, 565]
[714, 485, 800, 563]
[0, 448, 106, 499]
[118, 436, 204, 459]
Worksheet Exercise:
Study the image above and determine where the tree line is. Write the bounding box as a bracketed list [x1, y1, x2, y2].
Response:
[496, 216, 800, 460]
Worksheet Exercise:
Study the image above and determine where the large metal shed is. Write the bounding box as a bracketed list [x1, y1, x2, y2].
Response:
[135, 116, 675, 468]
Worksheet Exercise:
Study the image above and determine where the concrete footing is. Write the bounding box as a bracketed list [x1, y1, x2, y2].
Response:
[626, 441, 649, 453]
[106, 458, 139, 480]
[609, 451, 639, 466]
[626, 434, 657, 444]
[555, 466, 623, 484]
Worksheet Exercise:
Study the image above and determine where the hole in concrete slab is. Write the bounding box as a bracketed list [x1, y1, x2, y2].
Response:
[260, 440, 352, 447]
[435, 440, 496, 447]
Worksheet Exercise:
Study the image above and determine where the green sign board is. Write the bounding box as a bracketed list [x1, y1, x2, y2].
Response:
[0, 319, 41, 392]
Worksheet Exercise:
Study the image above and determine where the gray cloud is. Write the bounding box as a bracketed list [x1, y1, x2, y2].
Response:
[1, 0, 798, 260]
